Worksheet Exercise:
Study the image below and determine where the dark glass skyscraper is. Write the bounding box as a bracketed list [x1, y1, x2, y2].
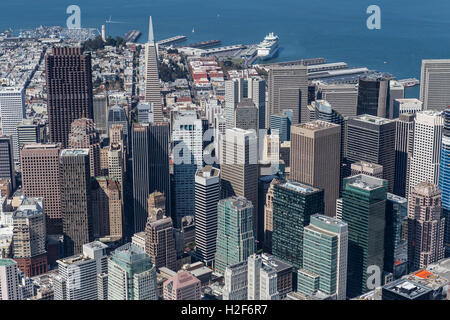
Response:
[356, 74, 391, 118]
[46, 47, 93, 148]
[272, 180, 324, 269]
[132, 122, 170, 233]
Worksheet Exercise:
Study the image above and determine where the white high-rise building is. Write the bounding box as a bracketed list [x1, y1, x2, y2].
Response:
[408, 111, 443, 198]
[224, 79, 242, 129]
[214, 114, 226, 164]
[54, 254, 98, 300]
[194, 166, 220, 267]
[0, 258, 19, 300]
[172, 110, 203, 226]
[247, 254, 279, 300]
[420, 59, 450, 112]
[223, 261, 248, 300]
[247, 77, 266, 129]
[0, 87, 25, 161]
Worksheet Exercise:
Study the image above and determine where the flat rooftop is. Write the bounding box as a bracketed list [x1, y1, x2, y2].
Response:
[60, 148, 89, 156]
[345, 174, 386, 191]
[383, 278, 432, 299]
[281, 180, 320, 194]
[353, 114, 395, 125]
[292, 120, 340, 131]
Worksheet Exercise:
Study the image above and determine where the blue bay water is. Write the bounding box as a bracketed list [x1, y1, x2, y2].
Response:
[3, 0, 450, 97]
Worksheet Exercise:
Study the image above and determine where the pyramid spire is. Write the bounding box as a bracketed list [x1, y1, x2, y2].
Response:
[148, 16, 155, 45]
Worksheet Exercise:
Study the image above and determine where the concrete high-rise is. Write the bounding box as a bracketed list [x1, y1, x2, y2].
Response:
[20, 144, 61, 234]
[68, 118, 101, 177]
[144, 204, 177, 271]
[91, 177, 123, 239]
[144, 17, 163, 122]
[420, 59, 450, 111]
[298, 214, 348, 300]
[132, 122, 170, 232]
[346, 115, 396, 192]
[194, 166, 220, 267]
[316, 82, 358, 117]
[108, 243, 157, 300]
[247, 253, 279, 300]
[12, 198, 47, 277]
[356, 74, 391, 118]
[408, 183, 445, 271]
[17, 119, 40, 149]
[224, 79, 242, 129]
[46, 47, 93, 148]
[215, 196, 255, 275]
[59, 149, 93, 257]
[234, 98, 258, 132]
[290, 120, 341, 216]
[268, 65, 308, 124]
[272, 181, 324, 269]
[220, 128, 259, 236]
[0, 259, 19, 300]
[223, 261, 248, 300]
[54, 243, 107, 300]
[394, 113, 415, 197]
[408, 111, 443, 198]
[247, 77, 266, 129]
[341, 174, 388, 298]
[0, 87, 25, 161]
[93, 94, 108, 134]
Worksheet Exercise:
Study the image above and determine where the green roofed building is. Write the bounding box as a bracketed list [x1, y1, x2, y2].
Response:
[342, 174, 388, 298]
[215, 196, 255, 275]
[107, 243, 157, 300]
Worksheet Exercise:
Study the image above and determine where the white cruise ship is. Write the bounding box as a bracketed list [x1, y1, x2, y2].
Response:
[257, 32, 279, 60]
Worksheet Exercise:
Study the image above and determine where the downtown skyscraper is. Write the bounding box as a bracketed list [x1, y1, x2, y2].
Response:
[144, 16, 163, 122]
[172, 111, 203, 227]
[220, 128, 259, 237]
[420, 59, 450, 111]
[290, 120, 341, 216]
[439, 107, 450, 257]
[341, 174, 388, 298]
[268, 65, 308, 124]
[346, 115, 396, 192]
[408, 183, 445, 271]
[0, 87, 25, 161]
[408, 110, 443, 197]
[60, 149, 93, 257]
[45, 47, 93, 148]
[132, 122, 170, 232]
[20, 144, 62, 235]
[215, 197, 255, 275]
[298, 214, 348, 300]
[194, 166, 220, 267]
[271, 181, 324, 269]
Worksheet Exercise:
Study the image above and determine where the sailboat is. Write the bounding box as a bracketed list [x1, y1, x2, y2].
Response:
[192, 27, 195, 33]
